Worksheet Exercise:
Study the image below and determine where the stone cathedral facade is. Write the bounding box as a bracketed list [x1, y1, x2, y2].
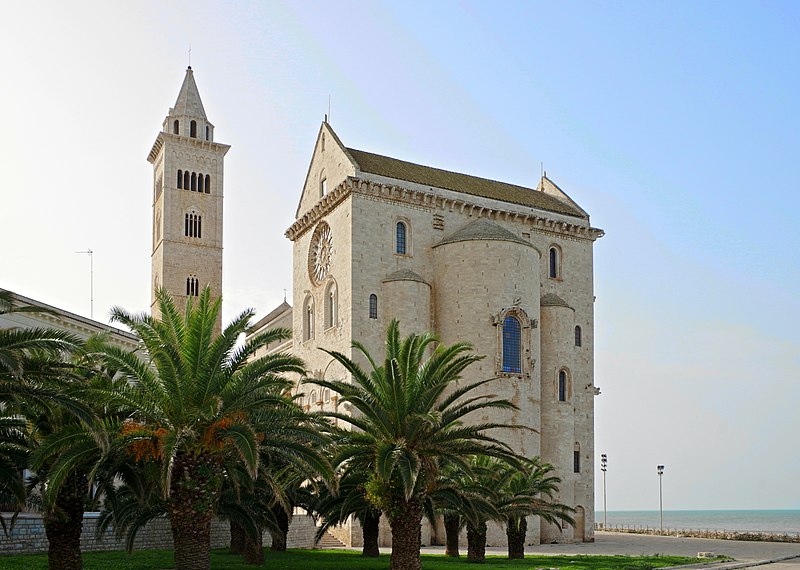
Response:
[152, 70, 603, 546]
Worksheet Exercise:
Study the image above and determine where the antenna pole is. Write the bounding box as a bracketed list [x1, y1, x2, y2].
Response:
[328, 95, 331, 123]
[188, 44, 192, 67]
[74, 249, 94, 319]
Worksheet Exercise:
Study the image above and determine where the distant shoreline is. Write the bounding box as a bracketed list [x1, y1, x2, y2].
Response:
[599, 526, 800, 543]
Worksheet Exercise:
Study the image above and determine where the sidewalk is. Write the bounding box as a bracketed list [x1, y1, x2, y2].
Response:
[412, 532, 800, 567]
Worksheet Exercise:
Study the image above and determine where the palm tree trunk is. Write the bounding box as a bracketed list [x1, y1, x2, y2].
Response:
[444, 513, 461, 557]
[466, 520, 487, 563]
[167, 454, 219, 570]
[387, 499, 422, 570]
[362, 510, 380, 557]
[229, 520, 245, 554]
[43, 472, 88, 570]
[242, 525, 264, 565]
[506, 516, 527, 559]
[269, 505, 289, 552]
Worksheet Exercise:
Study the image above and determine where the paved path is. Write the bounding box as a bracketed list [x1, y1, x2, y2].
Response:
[411, 532, 800, 567]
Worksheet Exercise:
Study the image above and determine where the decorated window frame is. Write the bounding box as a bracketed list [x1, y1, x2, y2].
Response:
[493, 305, 534, 378]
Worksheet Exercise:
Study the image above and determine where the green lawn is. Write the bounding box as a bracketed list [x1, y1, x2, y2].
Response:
[0, 549, 703, 569]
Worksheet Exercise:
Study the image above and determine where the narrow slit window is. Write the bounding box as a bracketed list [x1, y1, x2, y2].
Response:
[205, 174, 211, 194]
[191, 172, 197, 192]
[549, 247, 559, 278]
[177, 170, 183, 189]
[184, 171, 190, 190]
[369, 294, 378, 319]
[558, 370, 567, 401]
[198, 173, 204, 193]
[190, 120, 197, 138]
[573, 448, 581, 473]
[575, 325, 582, 347]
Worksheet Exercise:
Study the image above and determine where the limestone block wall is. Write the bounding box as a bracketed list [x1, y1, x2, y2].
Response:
[381, 277, 432, 337]
[0, 513, 319, 556]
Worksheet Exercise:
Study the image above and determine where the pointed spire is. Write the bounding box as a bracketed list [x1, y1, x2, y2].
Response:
[171, 66, 207, 119]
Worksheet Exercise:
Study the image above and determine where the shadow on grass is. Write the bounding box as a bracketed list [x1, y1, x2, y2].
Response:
[0, 548, 702, 569]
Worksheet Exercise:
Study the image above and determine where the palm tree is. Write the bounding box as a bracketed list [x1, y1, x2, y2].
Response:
[306, 320, 518, 570]
[91, 287, 314, 570]
[309, 465, 382, 557]
[0, 290, 83, 509]
[26, 347, 132, 570]
[497, 457, 574, 559]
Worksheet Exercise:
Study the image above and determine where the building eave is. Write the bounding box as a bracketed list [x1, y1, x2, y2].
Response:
[285, 177, 604, 242]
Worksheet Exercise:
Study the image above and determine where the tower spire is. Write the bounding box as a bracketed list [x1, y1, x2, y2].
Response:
[171, 66, 207, 119]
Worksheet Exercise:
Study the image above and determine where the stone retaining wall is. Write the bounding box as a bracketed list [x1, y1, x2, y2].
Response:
[0, 512, 318, 556]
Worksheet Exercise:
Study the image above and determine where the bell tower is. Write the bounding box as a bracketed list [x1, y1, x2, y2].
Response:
[148, 67, 229, 322]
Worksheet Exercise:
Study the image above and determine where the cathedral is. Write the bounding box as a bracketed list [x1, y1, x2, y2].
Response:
[151, 68, 603, 545]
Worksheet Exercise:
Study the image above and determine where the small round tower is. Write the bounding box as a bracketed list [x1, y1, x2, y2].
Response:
[539, 292, 578, 542]
[432, 218, 541, 456]
[381, 269, 432, 336]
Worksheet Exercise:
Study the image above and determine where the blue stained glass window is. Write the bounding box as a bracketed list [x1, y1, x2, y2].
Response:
[396, 222, 407, 254]
[502, 316, 522, 373]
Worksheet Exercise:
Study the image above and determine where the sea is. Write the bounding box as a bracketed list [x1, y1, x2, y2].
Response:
[595, 510, 800, 535]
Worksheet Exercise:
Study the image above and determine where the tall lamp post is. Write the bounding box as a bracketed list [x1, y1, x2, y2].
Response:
[600, 454, 607, 529]
[657, 464, 665, 533]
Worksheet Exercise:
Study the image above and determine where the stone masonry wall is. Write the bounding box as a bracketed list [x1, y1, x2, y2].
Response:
[0, 513, 318, 556]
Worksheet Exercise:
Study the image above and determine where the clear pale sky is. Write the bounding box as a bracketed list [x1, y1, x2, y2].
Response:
[2, 1, 798, 511]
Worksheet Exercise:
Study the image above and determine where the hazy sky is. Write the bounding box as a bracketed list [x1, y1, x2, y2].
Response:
[2, 1, 798, 511]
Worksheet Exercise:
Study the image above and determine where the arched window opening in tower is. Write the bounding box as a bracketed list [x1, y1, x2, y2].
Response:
[558, 370, 568, 402]
[320, 177, 327, 197]
[396, 221, 407, 255]
[186, 276, 199, 297]
[184, 213, 202, 238]
[184, 171, 190, 190]
[205, 125, 210, 141]
[191, 172, 197, 192]
[575, 325, 582, 347]
[173, 120, 179, 135]
[177, 170, 183, 189]
[190, 120, 197, 138]
[198, 173, 204, 193]
[205, 174, 211, 194]
[501, 316, 522, 374]
[369, 294, 378, 319]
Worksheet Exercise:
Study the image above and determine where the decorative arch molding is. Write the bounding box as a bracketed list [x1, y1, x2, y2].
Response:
[323, 277, 338, 330]
[556, 367, 572, 402]
[492, 304, 535, 378]
[394, 216, 412, 256]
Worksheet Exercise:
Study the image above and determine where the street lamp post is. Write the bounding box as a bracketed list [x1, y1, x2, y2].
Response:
[657, 465, 665, 533]
[600, 454, 607, 529]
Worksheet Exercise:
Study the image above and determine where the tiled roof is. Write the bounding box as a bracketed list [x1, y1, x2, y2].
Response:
[540, 293, 572, 309]
[347, 148, 584, 218]
[435, 218, 532, 248]
[383, 269, 427, 284]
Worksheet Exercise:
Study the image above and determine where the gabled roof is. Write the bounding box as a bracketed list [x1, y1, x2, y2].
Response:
[171, 67, 206, 119]
[435, 218, 532, 248]
[347, 148, 584, 218]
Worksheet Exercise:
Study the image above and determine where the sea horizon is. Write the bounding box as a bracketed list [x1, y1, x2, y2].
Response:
[594, 509, 800, 534]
